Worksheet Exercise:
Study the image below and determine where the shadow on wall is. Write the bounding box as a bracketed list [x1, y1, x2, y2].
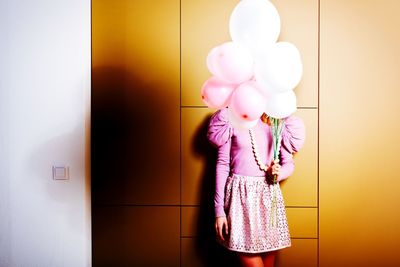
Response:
[191, 116, 241, 267]
[91, 65, 181, 266]
[91, 65, 130, 205]
[91, 65, 179, 206]
[91, 64, 244, 265]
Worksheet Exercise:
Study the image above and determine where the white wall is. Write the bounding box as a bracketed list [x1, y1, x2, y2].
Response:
[0, 0, 91, 266]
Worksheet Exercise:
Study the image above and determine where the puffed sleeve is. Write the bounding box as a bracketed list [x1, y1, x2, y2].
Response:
[277, 115, 306, 182]
[282, 115, 306, 154]
[207, 107, 233, 148]
[207, 108, 233, 217]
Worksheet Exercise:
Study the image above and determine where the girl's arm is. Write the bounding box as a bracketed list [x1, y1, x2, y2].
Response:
[214, 137, 231, 217]
[207, 108, 233, 217]
[277, 115, 306, 182]
[277, 145, 295, 182]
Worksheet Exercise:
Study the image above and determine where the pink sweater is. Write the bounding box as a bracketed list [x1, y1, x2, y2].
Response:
[207, 107, 306, 217]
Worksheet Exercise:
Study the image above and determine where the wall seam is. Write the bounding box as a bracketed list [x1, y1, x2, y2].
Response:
[317, 0, 321, 266]
[179, 0, 182, 266]
[90, 0, 93, 266]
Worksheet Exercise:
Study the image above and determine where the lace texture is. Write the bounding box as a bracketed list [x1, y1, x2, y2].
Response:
[218, 173, 291, 253]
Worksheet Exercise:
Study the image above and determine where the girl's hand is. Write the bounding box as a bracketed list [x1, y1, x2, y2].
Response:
[215, 216, 229, 241]
[269, 159, 281, 180]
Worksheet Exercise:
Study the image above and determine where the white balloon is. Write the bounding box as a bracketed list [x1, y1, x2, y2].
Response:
[227, 105, 259, 130]
[264, 90, 297, 119]
[254, 42, 303, 93]
[229, 0, 281, 56]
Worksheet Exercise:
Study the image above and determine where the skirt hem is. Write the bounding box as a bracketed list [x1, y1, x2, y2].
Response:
[218, 242, 291, 254]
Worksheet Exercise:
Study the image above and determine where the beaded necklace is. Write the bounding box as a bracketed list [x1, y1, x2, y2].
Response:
[248, 118, 285, 175]
[249, 117, 285, 229]
[248, 127, 269, 172]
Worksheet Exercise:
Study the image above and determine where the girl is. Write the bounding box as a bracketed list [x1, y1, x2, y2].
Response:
[207, 107, 305, 267]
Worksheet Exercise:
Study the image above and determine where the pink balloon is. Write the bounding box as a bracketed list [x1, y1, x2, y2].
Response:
[201, 76, 235, 109]
[206, 42, 254, 84]
[230, 81, 266, 121]
[206, 46, 220, 75]
[227, 106, 259, 129]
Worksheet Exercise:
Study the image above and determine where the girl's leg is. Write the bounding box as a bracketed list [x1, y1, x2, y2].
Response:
[237, 252, 264, 267]
[261, 250, 277, 267]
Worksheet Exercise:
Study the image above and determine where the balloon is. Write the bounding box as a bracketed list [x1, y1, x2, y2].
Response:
[254, 42, 303, 93]
[206, 45, 220, 76]
[227, 106, 258, 130]
[229, 0, 281, 56]
[200, 76, 235, 109]
[230, 81, 265, 121]
[264, 90, 297, 119]
[206, 42, 254, 84]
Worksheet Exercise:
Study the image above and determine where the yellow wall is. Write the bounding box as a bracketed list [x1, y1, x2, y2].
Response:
[92, 0, 400, 266]
[320, 0, 400, 266]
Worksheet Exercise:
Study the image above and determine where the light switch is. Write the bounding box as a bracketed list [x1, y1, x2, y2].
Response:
[52, 163, 69, 180]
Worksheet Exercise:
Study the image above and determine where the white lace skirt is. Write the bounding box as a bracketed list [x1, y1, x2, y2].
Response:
[218, 173, 291, 253]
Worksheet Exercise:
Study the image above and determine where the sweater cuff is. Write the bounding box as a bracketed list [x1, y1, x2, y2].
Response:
[215, 205, 226, 217]
[277, 161, 294, 182]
